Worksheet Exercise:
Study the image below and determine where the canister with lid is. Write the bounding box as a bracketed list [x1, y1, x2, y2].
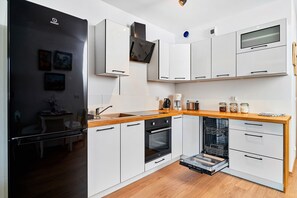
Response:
[240, 103, 249, 114]
[219, 102, 227, 112]
[230, 102, 238, 113]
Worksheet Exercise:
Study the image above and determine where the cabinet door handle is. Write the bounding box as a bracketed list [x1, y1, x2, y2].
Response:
[96, 127, 114, 132]
[174, 116, 182, 119]
[195, 76, 206, 79]
[155, 158, 165, 164]
[250, 44, 268, 50]
[160, 76, 169, 79]
[127, 123, 141, 127]
[174, 77, 186, 80]
[216, 74, 230, 77]
[251, 70, 268, 74]
[244, 123, 263, 127]
[244, 155, 263, 161]
[112, 70, 125, 73]
[244, 133, 263, 138]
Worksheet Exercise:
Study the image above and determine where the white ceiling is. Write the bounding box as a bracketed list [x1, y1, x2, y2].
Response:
[102, 0, 279, 34]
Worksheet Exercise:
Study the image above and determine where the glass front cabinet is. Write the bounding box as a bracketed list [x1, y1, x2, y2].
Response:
[237, 19, 286, 54]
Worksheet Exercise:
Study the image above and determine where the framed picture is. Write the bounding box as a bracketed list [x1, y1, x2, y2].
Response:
[54, 51, 72, 71]
[44, 73, 65, 91]
[38, 50, 52, 71]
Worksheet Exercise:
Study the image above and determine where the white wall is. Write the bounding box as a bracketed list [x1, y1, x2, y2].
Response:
[175, 0, 297, 171]
[29, 0, 176, 114]
[0, 0, 7, 197]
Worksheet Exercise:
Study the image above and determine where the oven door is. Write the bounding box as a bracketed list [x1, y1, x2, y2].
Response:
[145, 127, 171, 163]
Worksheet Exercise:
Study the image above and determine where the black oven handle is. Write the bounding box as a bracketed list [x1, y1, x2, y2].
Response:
[148, 127, 171, 134]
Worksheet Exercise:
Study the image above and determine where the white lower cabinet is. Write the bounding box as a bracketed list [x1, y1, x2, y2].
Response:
[229, 149, 283, 183]
[121, 121, 145, 182]
[88, 124, 121, 197]
[172, 116, 183, 159]
[145, 154, 172, 171]
[230, 129, 283, 160]
[182, 115, 200, 157]
[228, 119, 284, 188]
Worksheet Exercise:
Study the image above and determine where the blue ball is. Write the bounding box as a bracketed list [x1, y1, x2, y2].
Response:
[183, 31, 189, 38]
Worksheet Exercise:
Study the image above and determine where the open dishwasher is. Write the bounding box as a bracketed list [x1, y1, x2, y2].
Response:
[180, 117, 229, 175]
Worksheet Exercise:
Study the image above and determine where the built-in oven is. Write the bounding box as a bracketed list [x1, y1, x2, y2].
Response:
[180, 117, 229, 175]
[145, 117, 171, 163]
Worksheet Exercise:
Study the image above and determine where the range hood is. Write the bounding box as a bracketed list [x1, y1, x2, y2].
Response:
[130, 22, 155, 63]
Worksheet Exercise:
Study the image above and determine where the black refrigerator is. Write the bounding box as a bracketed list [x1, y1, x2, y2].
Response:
[8, 0, 88, 197]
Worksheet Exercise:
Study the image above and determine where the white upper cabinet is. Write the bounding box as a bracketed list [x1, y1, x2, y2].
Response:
[237, 19, 286, 54]
[170, 44, 191, 81]
[147, 40, 170, 81]
[237, 46, 287, 77]
[95, 19, 129, 76]
[212, 32, 236, 79]
[191, 39, 212, 80]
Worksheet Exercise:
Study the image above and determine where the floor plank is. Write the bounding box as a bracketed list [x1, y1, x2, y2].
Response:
[106, 160, 297, 198]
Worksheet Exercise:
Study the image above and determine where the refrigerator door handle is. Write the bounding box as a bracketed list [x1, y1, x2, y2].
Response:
[11, 130, 85, 146]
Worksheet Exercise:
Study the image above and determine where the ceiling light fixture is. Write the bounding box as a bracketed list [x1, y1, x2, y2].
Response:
[178, 0, 187, 6]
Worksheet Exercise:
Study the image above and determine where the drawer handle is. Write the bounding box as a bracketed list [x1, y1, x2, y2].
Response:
[155, 158, 165, 164]
[127, 123, 141, 127]
[195, 76, 206, 79]
[216, 74, 229, 77]
[96, 127, 114, 132]
[160, 76, 169, 79]
[244, 123, 263, 127]
[112, 70, 125, 73]
[244, 133, 263, 138]
[251, 70, 268, 74]
[174, 116, 182, 119]
[250, 44, 268, 50]
[175, 77, 186, 80]
[244, 155, 263, 161]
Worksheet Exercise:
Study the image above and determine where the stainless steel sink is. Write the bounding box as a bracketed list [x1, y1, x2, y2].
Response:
[100, 113, 136, 119]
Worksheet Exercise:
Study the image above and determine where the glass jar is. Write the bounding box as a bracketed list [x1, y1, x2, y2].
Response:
[240, 103, 249, 114]
[219, 102, 227, 112]
[230, 103, 238, 113]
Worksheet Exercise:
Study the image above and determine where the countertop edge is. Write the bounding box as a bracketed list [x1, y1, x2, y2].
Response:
[88, 110, 291, 128]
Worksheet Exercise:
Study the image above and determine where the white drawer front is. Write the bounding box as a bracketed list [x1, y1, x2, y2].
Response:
[229, 149, 283, 183]
[229, 119, 283, 135]
[230, 129, 283, 159]
[145, 154, 172, 171]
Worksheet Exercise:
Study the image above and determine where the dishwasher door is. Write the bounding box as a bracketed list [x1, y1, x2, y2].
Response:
[180, 153, 228, 175]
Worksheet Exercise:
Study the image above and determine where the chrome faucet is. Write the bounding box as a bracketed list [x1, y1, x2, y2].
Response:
[96, 105, 113, 118]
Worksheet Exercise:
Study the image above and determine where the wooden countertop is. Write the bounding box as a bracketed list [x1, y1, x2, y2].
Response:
[88, 110, 291, 128]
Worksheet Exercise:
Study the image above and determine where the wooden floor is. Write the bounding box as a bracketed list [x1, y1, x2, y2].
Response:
[106, 161, 297, 198]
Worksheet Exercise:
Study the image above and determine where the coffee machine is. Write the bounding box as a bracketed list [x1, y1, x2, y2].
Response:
[173, 94, 182, 111]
